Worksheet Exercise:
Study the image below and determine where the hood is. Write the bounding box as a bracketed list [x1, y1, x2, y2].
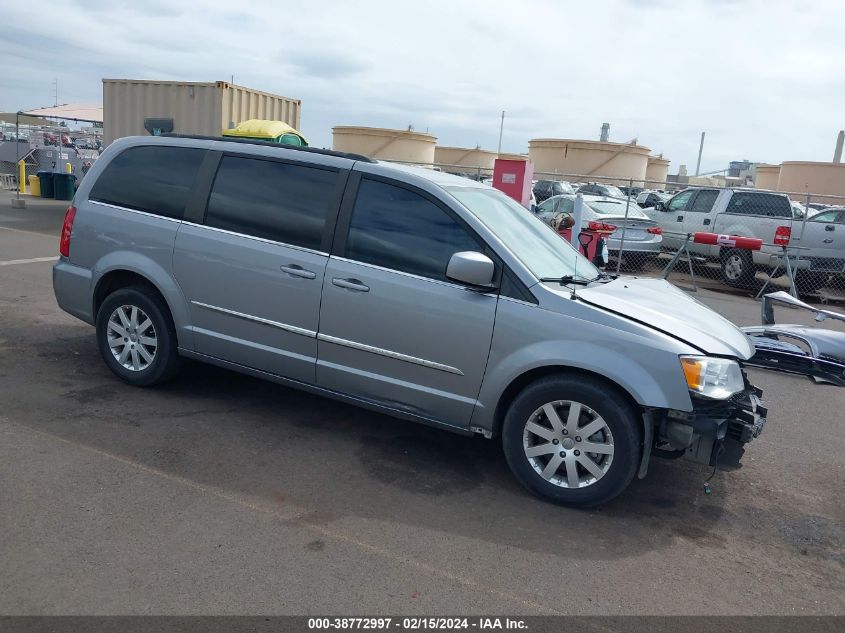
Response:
[576, 277, 754, 359]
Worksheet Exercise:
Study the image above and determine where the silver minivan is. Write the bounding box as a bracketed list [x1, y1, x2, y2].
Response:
[53, 135, 766, 506]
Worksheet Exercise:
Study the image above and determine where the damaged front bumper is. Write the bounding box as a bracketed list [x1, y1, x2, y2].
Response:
[652, 378, 767, 470]
[740, 291, 845, 386]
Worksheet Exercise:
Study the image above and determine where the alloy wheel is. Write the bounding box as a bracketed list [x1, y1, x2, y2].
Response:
[522, 400, 615, 489]
[724, 254, 744, 281]
[107, 304, 157, 372]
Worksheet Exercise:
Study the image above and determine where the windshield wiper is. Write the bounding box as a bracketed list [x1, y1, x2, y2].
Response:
[539, 274, 602, 285]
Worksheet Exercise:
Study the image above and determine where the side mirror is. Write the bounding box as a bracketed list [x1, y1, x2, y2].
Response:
[654, 200, 666, 211]
[446, 251, 496, 289]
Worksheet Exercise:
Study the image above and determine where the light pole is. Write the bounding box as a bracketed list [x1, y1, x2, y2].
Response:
[497, 110, 505, 155]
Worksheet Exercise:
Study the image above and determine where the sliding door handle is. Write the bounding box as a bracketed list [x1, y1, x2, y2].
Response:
[332, 277, 369, 292]
[280, 265, 316, 280]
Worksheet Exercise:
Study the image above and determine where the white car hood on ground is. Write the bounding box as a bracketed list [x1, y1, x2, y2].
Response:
[577, 277, 755, 359]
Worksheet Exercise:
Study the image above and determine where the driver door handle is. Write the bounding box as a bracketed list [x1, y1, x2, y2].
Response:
[332, 277, 369, 292]
[677, 215, 684, 222]
[280, 265, 317, 279]
[703, 218, 711, 225]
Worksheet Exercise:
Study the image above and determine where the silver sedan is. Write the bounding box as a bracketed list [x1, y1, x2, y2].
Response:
[536, 194, 664, 259]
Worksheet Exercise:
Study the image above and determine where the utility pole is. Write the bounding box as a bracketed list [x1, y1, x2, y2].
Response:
[695, 131, 705, 176]
[833, 130, 844, 163]
[497, 110, 505, 155]
[53, 79, 58, 106]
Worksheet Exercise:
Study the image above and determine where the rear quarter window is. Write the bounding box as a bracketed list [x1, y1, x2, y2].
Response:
[89, 145, 205, 219]
[725, 192, 791, 218]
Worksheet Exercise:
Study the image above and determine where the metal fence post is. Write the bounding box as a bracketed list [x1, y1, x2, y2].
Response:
[802, 188, 811, 241]
[572, 194, 584, 249]
[615, 178, 633, 275]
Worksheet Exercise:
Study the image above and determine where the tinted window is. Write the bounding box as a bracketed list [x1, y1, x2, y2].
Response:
[689, 190, 719, 212]
[726, 192, 791, 218]
[346, 179, 481, 281]
[90, 145, 204, 219]
[205, 156, 337, 250]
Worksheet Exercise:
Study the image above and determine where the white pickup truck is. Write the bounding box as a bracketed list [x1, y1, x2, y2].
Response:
[648, 188, 838, 292]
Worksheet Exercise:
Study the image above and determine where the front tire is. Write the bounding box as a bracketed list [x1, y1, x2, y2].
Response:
[95, 285, 181, 387]
[502, 375, 642, 507]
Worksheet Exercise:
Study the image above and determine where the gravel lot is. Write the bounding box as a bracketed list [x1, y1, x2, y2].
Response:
[0, 191, 842, 615]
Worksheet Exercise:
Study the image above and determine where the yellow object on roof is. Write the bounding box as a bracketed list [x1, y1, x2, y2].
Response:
[222, 119, 308, 145]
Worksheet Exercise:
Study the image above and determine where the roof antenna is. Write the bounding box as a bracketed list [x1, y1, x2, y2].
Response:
[570, 251, 578, 300]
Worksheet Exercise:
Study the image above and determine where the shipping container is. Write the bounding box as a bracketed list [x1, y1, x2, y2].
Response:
[102, 79, 301, 146]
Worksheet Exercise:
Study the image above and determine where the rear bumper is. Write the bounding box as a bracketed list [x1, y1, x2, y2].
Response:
[53, 259, 94, 324]
[607, 236, 662, 255]
[654, 380, 767, 469]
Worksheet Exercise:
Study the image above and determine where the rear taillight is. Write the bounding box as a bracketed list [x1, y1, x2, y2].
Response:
[587, 221, 617, 232]
[59, 206, 76, 257]
[774, 225, 791, 246]
[647, 226, 663, 235]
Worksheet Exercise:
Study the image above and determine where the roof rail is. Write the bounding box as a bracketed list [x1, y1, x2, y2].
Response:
[160, 133, 376, 162]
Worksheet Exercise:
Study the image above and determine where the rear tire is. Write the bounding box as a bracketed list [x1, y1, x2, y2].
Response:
[502, 374, 642, 507]
[95, 285, 181, 387]
[720, 249, 755, 288]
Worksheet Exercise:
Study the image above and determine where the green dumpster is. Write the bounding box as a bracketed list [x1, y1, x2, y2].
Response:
[54, 173, 76, 201]
[37, 171, 55, 198]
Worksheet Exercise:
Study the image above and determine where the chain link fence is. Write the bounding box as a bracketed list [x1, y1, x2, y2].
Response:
[390, 160, 845, 304]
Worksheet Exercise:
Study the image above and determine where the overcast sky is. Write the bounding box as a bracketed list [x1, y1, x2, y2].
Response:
[2, 0, 843, 172]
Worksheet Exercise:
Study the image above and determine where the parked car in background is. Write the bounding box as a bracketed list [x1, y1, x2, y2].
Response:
[576, 183, 628, 199]
[807, 202, 830, 212]
[536, 194, 663, 265]
[533, 179, 575, 203]
[790, 200, 809, 219]
[52, 134, 767, 507]
[637, 191, 671, 209]
[648, 188, 826, 291]
[790, 207, 845, 290]
[618, 186, 644, 198]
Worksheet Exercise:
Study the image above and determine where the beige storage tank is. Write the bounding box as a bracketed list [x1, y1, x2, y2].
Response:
[434, 146, 497, 172]
[103, 79, 301, 146]
[754, 164, 781, 190]
[332, 126, 436, 163]
[777, 161, 845, 204]
[528, 138, 651, 184]
[497, 152, 530, 161]
[645, 155, 670, 186]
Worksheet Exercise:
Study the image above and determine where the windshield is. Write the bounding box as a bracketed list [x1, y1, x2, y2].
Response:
[587, 199, 650, 219]
[601, 185, 626, 198]
[448, 187, 599, 281]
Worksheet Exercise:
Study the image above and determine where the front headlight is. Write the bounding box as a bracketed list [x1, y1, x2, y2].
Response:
[680, 356, 744, 399]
